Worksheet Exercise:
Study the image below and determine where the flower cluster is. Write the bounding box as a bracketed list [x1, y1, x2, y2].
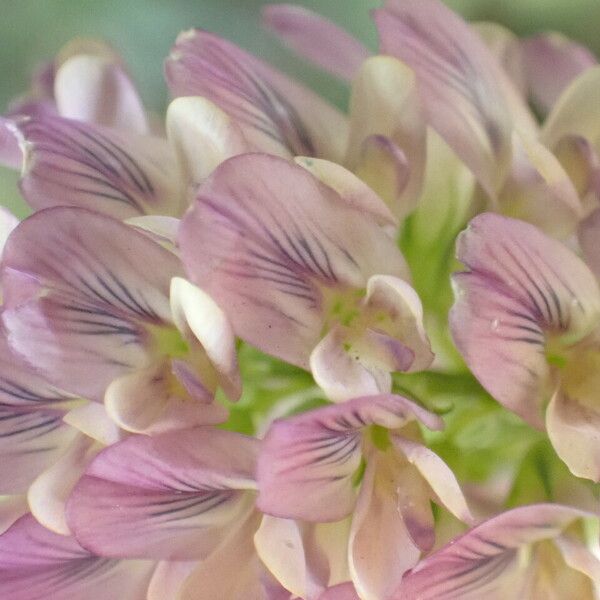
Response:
[0, 1, 599, 599]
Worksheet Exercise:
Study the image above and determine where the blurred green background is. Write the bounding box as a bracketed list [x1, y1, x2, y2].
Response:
[1, 0, 598, 215]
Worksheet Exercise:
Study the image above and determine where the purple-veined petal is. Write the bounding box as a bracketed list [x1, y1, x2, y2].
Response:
[257, 394, 443, 522]
[16, 115, 184, 218]
[393, 437, 473, 526]
[348, 450, 422, 600]
[310, 326, 394, 402]
[54, 54, 149, 134]
[294, 156, 397, 230]
[170, 277, 241, 401]
[67, 427, 258, 559]
[498, 132, 582, 239]
[346, 55, 425, 218]
[542, 66, 600, 151]
[579, 208, 600, 280]
[393, 504, 595, 600]
[165, 29, 348, 160]
[262, 4, 371, 82]
[104, 360, 228, 435]
[546, 390, 600, 482]
[451, 213, 600, 427]
[125, 215, 180, 253]
[374, 0, 535, 196]
[0, 117, 21, 169]
[1, 207, 182, 400]
[255, 516, 351, 600]
[28, 434, 100, 535]
[166, 96, 249, 188]
[523, 33, 597, 116]
[179, 154, 408, 368]
[0, 514, 153, 600]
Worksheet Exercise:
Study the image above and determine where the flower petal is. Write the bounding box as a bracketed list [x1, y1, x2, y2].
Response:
[16, 115, 184, 218]
[451, 213, 600, 427]
[523, 33, 597, 116]
[0, 514, 153, 600]
[346, 55, 425, 218]
[63, 402, 122, 445]
[54, 54, 149, 134]
[257, 394, 443, 522]
[543, 66, 600, 151]
[166, 96, 249, 187]
[28, 434, 100, 535]
[310, 326, 393, 402]
[1, 207, 182, 400]
[262, 4, 371, 81]
[170, 277, 241, 401]
[393, 504, 594, 600]
[546, 390, 600, 482]
[554, 535, 600, 590]
[0, 117, 21, 169]
[349, 450, 421, 600]
[373, 0, 534, 196]
[67, 427, 258, 559]
[179, 154, 408, 368]
[319, 583, 360, 600]
[104, 360, 228, 434]
[393, 437, 473, 525]
[497, 132, 583, 238]
[578, 207, 600, 280]
[166, 29, 348, 160]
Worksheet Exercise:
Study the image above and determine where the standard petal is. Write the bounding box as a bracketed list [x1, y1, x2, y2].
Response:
[166, 96, 249, 187]
[54, 54, 149, 134]
[546, 390, 600, 482]
[262, 4, 370, 81]
[393, 504, 594, 600]
[66, 427, 258, 559]
[348, 451, 421, 600]
[522, 33, 597, 115]
[1, 207, 182, 400]
[451, 213, 600, 427]
[0, 514, 153, 600]
[16, 115, 184, 218]
[257, 394, 443, 522]
[165, 29, 348, 160]
[373, 0, 534, 196]
[179, 154, 408, 368]
[346, 56, 425, 218]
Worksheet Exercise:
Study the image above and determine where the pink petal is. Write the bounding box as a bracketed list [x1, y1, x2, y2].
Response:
[0, 514, 153, 600]
[179, 154, 408, 368]
[147, 560, 198, 600]
[554, 535, 600, 589]
[393, 504, 594, 600]
[546, 390, 600, 482]
[1, 207, 182, 400]
[373, 0, 534, 196]
[257, 394, 442, 522]
[522, 33, 597, 115]
[319, 583, 360, 600]
[67, 427, 258, 559]
[262, 4, 371, 81]
[16, 115, 184, 218]
[165, 30, 348, 160]
[54, 55, 149, 134]
[348, 451, 421, 600]
[451, 213, 600, 427]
